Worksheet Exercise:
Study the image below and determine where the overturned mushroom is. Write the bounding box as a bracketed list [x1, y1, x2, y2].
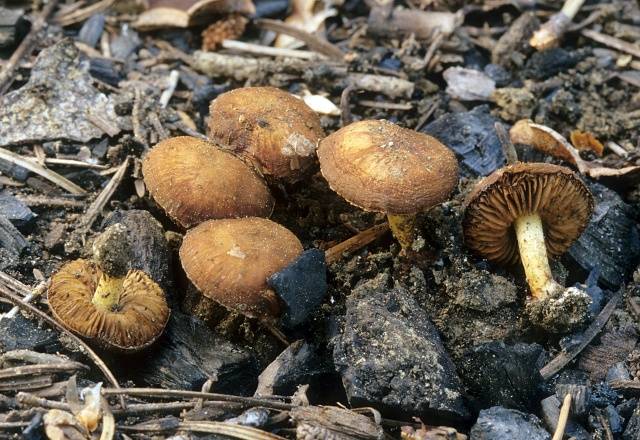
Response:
[48, 258, 169, 353]
[179, 217, 303, 333]
[463, 162, 594, 332]
[207, 87, 325, 183]
[317, 119, 458, 252]
[142, 136, 274, 229]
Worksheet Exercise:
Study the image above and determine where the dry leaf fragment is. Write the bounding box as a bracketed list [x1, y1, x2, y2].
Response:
[510, 119, 640, 188]
[570, 130, 604, 156]
[134, 0, 255, 30]
[509, 119, 580, 167]
[275, 0, 337, 48]
[43, 410, 90, 440]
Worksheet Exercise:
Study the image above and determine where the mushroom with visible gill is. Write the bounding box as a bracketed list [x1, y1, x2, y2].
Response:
[47, 224, 170, 352]
[463, 162, 594, 332]
[179, 217, 303, 342]
[142, 136, 274, 229]
[317, 119, 459, 253]
[207, 86, 325, 183]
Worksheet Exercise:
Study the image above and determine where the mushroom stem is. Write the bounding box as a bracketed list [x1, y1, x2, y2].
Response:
[514, 213, 563, 300]
[92, 274, 124, 311]
[387, 213, 417, 250]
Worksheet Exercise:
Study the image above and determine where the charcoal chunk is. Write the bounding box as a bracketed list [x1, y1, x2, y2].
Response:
[0, 214, 28, 269]
[333, 274, 468, 422]
[566, 181, 640, 288]
[0, 191, 35, 230]
[255, 340, 329, 396]
[624, 404, 640, 440]
[0, 313, 60, 353]
[422, 105, 505, 178]
[460, 341, 544, 411]
[0, 39, 120, 146]
[101, 210, 173, 293]
[471, 407, 550, 440]
[523, 48, 582, 80]
[77, 14, 105, 48]
[133, 312, 259, 394]
[267, 249, 327, 328]
[540, 395, 591, 440]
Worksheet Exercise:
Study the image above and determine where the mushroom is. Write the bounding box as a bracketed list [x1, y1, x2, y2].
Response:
[317, 119, 459, 252]
[142, 136, 274, 229]
[48, 258, 170, 352]
[463, 162, 594, 331]
[179, 217, 303, 330]
[207, 87, 325, 183]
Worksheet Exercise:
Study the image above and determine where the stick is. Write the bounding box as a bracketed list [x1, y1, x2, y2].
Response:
[221, 40, 322, 60]
[119, 421, 287, 439]
[77, 157, 129, 235]
[539, 289, 622, 380]
[102, 388, 293, 411]
[159, 70, 180, 108]
[0, 0, 60, 95]
[325, 223, 390, 265]
[581, 29, 640, 59]
[0, 148, 86, 195]
[254, 19, 344, 61]
[552, 393, 571, 440]
[495, 122, 518, 165]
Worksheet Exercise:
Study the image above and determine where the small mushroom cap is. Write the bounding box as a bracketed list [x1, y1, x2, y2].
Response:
[207, 87, 325, 182]
[463, 162, 594, 265]
[317, 119, 459, 214]
[142, 136, 274, 229]
[47, 259, 170, 352]
[179, 217, 303, 319]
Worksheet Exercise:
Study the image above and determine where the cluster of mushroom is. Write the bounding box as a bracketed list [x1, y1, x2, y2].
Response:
[46, 85, 596, 352]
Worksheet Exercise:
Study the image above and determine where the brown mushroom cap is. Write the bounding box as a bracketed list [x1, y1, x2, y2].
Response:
[47, 259, 170, 352]
[179, 217, 303, 319]
[207, 87, 325, 182]
[317, 119, 459, 214]
[463, 162, 593, 265]
[142, 136, 274, 229]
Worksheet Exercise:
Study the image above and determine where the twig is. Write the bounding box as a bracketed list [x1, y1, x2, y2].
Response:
[255, 19, 344, 61]
[132, 89, 147, 146]
[0, 363, 87, 379]
[414, 99, 439, 131]
[55, 0, 115, 27]
[495, 122, 518, 165]
[596, 409, 614, 440]
[120, 420, 287, 439]
[86, 113, 121, 138]
[606, 141, 629, 158]
[0, 375, 53, 391]
[102, 388, 294, 411]
[221, 40, 323, 60]
[77, 157, 130, 236]
[0, 148, 86, 195]
[539, 289, 622, 380]
[340, 85, 354, 126]
[37, 158, 108, 170]
[0, 282, 122, 401]
[14, 194, 84, 208]
[0, 0, 60, 95]
[581, 29, 640, 59]
[325, 223, 390, 265]
[356, 100, 412, 110]
[552, 393, 571, 440]
[159, 70, 180, 108]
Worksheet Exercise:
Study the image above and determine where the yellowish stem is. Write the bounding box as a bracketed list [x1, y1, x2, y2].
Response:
[387, 213, 417, 251]
[92, 274, 124, 311]
[514, 213, 562, 300]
